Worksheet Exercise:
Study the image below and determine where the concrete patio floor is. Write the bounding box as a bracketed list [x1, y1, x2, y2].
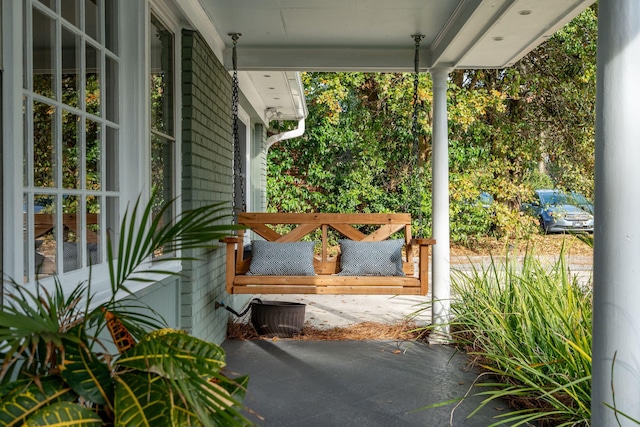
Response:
[222, 338, 512, 426]
[221, 292, 517, 426]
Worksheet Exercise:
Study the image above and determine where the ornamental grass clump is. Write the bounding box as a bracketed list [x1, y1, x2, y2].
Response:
[450, 248, 592, 426]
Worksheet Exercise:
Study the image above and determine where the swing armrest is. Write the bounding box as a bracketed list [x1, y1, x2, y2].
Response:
[221, 237, 243, 244]
[410, 238, 435, 296]
[411, 238, 436, 246]
[222, 236, 245, 294]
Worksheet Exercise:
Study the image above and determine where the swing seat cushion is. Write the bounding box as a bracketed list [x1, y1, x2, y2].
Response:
[247, 240, 317, 276]
[337, 239, 405, 276]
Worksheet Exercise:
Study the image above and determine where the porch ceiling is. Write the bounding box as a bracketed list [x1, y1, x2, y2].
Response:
[199, 0, 595, 72]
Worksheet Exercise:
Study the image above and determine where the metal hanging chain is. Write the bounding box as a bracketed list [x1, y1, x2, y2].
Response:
[229, 33, 245, 216]
[412, 35, 424, 160]
[411, 34, 425, 236]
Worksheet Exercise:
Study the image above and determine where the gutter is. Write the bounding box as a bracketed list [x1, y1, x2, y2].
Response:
[265, 71, 307, 150]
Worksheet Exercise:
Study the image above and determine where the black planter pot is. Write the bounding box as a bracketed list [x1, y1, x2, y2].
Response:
[250, 300, 306, 338]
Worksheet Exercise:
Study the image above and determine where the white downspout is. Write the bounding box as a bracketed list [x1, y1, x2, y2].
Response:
[265, 118, 306, 150]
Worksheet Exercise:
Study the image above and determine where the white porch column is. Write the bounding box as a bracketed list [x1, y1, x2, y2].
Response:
[429, 68, 452, 342]
[592, 1, 640, 425]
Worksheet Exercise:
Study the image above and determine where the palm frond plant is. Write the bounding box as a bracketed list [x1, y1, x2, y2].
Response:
[0, 192, 251, 426]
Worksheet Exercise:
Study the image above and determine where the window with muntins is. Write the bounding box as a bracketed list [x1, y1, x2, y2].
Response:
[150, 13, 176, 258]
[22, 0, 119, 282]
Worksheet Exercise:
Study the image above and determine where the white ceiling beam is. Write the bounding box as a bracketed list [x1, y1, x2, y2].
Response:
[428, 0, 484, 69]
[224, 47, 427, 72]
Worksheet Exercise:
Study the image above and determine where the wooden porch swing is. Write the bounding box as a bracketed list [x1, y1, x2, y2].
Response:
[224, 35, 435, 296]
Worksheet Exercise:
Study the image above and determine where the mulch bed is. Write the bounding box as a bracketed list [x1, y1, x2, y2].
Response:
[450, 234, 593, 258]
[227, 319, 429, 342]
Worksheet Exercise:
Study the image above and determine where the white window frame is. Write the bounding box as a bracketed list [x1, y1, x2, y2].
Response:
[148, 4, 182, 261]
[2, 0, 183, 300]
[106, 0, 184, 292]
[2, 0, 28, 281]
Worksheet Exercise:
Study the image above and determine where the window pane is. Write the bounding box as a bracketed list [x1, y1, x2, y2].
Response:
[37, 0, 56, 12]
[105, 0, 118, 54]
[105, 196, 119, 259]
[86, 196, 102, 265]
[33, 100, 56, 188]
[85, 0, 99, 41]
[34, 195, 57, 278]
[86, 118, 101, 190]
[151, 134, 174, 205]
[234, 120, 247, 212]
[23, 3, 28, 89]
[105, 126, 119, 191]
[23, 98, 30, 186]
[150, 16, 174, 136]
[86, 43, 100, 116]
[23, 194, 30, 283]
[62, 110, 80, 189]
[63, 195, 81, 272]
[33, 8, 56, 99]
[151, 134, 174, 258]
[61, 0, 80, 27]
[61, 27, 81, 108]
[105, 56, 119, 123]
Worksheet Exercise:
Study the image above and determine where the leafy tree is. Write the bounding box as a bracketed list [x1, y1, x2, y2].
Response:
[268, 73, 433, 235]
[266, 6, 597, 244]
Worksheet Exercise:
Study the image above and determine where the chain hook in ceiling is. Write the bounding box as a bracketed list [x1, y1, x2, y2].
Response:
[230, 32, 241, 71]
[412, 34, 425, 73]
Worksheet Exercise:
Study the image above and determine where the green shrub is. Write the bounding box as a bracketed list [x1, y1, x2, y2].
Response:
[433, 248, 592, 426]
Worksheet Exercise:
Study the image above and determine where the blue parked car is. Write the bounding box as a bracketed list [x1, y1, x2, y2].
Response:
[570, 191, 594, 215]
[477, 191, 494, 208]
[522, 189, 594, 233]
